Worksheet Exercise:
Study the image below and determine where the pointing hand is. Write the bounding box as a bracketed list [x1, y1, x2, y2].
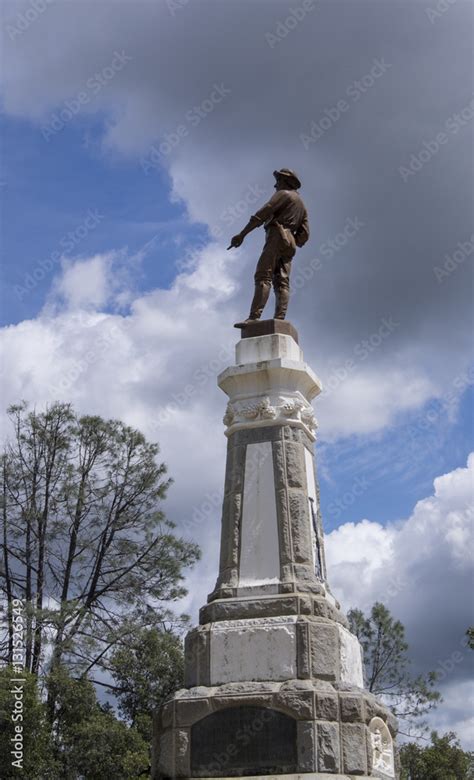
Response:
[227, 233, 244, 250]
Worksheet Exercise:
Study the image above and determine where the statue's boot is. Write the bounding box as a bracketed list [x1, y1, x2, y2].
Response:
[274, 285, 289, 320]
[234, 318, 257, 329]
[234, 281, 271, 328]
[249, 280, 271, 319]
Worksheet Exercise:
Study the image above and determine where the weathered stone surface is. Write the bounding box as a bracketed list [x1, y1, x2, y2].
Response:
[156, 729, 190, 777]
[317, 721, 341, 772]
[299, 595, 312, 614]
[276, 485, 293, 567]
[386, 710, 399, 737]
[209, 618, 297, 684]
[275, 690, 313, 719]
[212, 565, 239, 593]
[175, 698, 211, 726]
[283, 425, 313, 448]
[285, 441, 306, 488]
[175, 729, 190, 776]
[213, 693, 274, 710]
[234, 425, 283, 446]
[216, 681, 279, 695]
[340, 694, 364, 723]
[310, 622, 338, 680]
[161, 701, 174, 728]
[341, 723, 368, 774]
[280, 679, 314, 691]
[289, 490, 312, 563]
[281, 581, 295, 593]
[218, 493, 241, 570]
[313, 597, 330, 618]
[297, 720, 316, 771]
[184, 629, 209, 687]
[338, 624, 364, 688]
[273, 441, 287, 486]
[223, 443, 245, 495]
[200, 595, 300, 623]
[157, 731, 174, 776]
[175, 685, 210, 699]
[316, 692, 338, 721]
[296, 619, 311, 678]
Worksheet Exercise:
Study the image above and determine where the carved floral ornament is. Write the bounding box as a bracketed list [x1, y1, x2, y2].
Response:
[369, 717, 395, 778]
[223, 395, 318, 436]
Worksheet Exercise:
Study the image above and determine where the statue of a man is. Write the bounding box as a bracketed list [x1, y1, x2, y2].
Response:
[228, 168, 309, 328]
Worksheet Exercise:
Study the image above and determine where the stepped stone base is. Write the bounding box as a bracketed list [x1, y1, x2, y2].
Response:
[152, 326, 398, 780]
[192, 775, 376, 780]
[152, 680, 397, 779]
[184, 615, 363, 689]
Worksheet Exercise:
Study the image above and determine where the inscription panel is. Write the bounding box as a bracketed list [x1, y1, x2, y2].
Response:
[191, 706, 297, 777]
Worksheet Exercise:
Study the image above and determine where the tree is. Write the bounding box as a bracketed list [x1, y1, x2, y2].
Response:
[466, 627, 474, 650]
[0, 402, 200, 721]
[0, 663, 151, 779]
[48, 666, 150, 779]
[400, 731, 474, 779]
[109, 627, 184, 741]
[348, 602, 440, 737]
[0, 666, 57, 779]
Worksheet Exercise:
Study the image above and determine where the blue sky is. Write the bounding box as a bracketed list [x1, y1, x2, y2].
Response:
[1, 0, 473, 746]
[1, 115, 196, 324]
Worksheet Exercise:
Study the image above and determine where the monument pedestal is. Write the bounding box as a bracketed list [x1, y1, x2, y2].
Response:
[152, 322, 397, 779]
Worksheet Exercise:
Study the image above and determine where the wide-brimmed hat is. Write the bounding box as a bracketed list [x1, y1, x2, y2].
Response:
[273, 168, 302, 189]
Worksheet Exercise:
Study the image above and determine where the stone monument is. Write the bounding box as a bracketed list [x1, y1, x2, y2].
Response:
[152, 319, 397, 779]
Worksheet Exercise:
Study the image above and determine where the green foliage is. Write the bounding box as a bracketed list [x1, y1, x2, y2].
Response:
[466, 627, 474, 651]
[109, 627, 184, 741]
[400, 731, 474, 779]
[59, 708, 149, 780]
[0, 664, 150, 779]
[0, 666, 57, 779]
[348, 602, 440, 736]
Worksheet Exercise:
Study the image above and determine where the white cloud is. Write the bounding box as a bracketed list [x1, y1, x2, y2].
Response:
[51, 253, 112, 310]
[326, 454, 474, 609]
[46, 250, 141, 313]
[326, 455, 474, 746]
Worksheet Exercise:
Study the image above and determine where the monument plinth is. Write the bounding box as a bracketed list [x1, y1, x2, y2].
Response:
[152, 321, 397, 780]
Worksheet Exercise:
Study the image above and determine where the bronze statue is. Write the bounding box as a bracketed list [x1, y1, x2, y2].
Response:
[228, 168, 309, 328]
